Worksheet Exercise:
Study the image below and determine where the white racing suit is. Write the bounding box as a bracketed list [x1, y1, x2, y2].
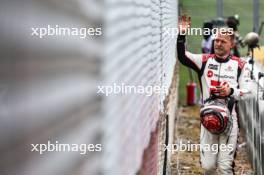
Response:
[177, 35, 254, 174]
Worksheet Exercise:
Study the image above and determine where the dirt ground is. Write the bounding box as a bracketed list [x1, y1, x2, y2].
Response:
[171, 106, 254, 175]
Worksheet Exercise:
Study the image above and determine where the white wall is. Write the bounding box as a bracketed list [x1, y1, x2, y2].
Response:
[0, 0, 178, 174]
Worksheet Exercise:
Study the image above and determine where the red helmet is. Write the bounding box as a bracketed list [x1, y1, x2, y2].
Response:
[200, 100, 232, 135]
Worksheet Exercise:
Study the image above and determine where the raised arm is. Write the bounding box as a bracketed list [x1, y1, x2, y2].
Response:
[177, 15, 203, 72]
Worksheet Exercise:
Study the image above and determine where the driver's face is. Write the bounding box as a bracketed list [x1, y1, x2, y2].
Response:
[214, 34, 233, 58]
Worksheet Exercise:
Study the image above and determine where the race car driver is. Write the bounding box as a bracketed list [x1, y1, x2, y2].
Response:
[176, 15, 253, 174]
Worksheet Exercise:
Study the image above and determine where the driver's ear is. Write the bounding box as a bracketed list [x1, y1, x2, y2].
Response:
[230, 35, 235, 48]
[230, 38, 235, 48]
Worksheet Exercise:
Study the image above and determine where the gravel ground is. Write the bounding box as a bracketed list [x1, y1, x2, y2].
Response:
[171, 106, 254, 175]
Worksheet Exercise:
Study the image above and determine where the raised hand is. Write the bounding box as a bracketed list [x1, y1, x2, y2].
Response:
[178, 15, 191, 34]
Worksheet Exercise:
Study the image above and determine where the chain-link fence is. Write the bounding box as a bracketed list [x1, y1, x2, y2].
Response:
[0, 0, 179, 175]
[238, 60, 264, 175]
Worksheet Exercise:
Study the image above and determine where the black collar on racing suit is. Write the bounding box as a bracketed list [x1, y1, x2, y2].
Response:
[215, 54, 231, 63]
